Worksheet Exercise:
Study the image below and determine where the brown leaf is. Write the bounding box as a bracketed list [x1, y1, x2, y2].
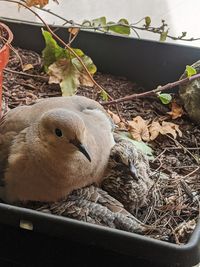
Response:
[149, 121, 161, 140]
[68, 28, 80, 36]
[117, 121, 127, 130]
[167, 101, 184, 119]
[107, 110, 121, 124]
[160, 121, 182, 139]
[128, 116, 150, 142]
[26, 0, 49, 7]
[25, 0, 58, 7]
[22, 64, 34, 72]
[79, 72, 94, 87]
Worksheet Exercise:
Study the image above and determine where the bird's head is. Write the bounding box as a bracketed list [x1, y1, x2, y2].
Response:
[110, 140, 139, 180]
[38, 108, 91, 161]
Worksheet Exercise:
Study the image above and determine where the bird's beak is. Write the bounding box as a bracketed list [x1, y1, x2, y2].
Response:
[70, 139, 91, 162]
[129, 162, 139, 181]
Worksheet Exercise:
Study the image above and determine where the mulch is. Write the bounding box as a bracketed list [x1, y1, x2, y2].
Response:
[2, 47, 200, 245]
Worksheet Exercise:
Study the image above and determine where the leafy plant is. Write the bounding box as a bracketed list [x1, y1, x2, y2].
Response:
[186, 65, 197, 78]
[157, 92, 172, 104]
[42, 30, 97, 96]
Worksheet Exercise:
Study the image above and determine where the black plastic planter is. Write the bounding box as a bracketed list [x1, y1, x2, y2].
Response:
[0, 17, 200, 267]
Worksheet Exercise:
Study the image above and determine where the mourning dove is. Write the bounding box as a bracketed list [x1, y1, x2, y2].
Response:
[23, 185, 147, 234]
[102, 133, 153, 213]
[0, 96, 115, 203]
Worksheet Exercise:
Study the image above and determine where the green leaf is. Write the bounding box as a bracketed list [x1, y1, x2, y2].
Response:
[186, 65, 197, 78]
[91, 17, 107, 27]
[145, 16, 151, 28]
[118, 131, 154, 160]
[42, 29, 97, 95]
[72, 55, 97, 74]
[157, 93, 172, 104]
[159, 30, 168, 42]
[42, 29, 68, 71]
[71, 48, 84, 57]
[60, 65, 80, 96]
[107, 18, 130, 35]
[100, 90, 109, 101]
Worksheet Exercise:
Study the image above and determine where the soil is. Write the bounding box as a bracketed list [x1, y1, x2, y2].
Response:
[2, 48, 200, 245]
[0, 26, 8, 50]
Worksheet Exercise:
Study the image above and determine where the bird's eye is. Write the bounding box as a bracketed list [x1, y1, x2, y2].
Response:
[55, 128, 63, 137]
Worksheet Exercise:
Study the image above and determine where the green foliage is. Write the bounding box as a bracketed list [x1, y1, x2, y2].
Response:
[160, 30, 168, 42]
[145, 16, 151, 28]
[186, 65, 197, 78]
[91, 17, 107, 27]
[83, 17, 131, 36]
[157, 93, 172, 105]
[108, 19, 130, 35]
[100, 90, 109, 101]
[118, 131, 154, 160]
[42, 30, 97, 96]
[42, 30, 67, 71]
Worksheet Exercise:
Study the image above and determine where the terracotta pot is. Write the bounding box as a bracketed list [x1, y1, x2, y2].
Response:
[0, 23, 13, 116]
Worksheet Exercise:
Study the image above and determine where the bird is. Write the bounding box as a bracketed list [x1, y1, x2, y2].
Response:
[23, 184, 147, 234]
[20, 133, 153, 234]
[0, 96, 115, 203]
[102, 133, 153, 214]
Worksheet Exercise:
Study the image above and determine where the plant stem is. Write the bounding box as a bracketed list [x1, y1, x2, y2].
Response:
[101, 72, 200, 106]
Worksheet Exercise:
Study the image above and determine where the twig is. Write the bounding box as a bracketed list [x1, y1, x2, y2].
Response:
[166, 134, 200, 165]
[67, 28, 80, 46]
[4, 67, 48, 80]
[182, 166, 200, 180]
[0, 35, 23, 69]
[101, 73, 200, 106]
[165, 147, 200, 151]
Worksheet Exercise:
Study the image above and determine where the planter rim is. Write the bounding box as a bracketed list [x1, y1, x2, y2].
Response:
[1, 16, 200, 50]
[0, 22, 13, 53]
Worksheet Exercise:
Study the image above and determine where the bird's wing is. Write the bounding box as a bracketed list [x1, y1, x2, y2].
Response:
[0, 105, 31, 134]
[0, 106, 31, 180]
[21, 184, 146, 233]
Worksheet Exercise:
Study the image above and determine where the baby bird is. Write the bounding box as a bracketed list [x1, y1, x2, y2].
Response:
[0, 96, 114, 203]
[102, 133, 153, 213]
[24, 185, 147, 234]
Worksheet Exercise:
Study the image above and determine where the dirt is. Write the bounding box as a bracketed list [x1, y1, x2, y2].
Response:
[2, 48, 200, 245]
[0, 26, 8, 50]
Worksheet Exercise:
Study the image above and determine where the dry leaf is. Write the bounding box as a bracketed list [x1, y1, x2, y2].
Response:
[167, 101, 184, 119]
[68, 28, 80, 36]
[26, 0, 49, 7]
[128, 116, 150, 142]
[22, 64, 34, 72]
[160, 121, 182, 139]
[117, 121, 127, 130]
[79, 72, 94, 87]
[25, 0, 58, 7]
[149, 121, 161, 140]
[107, 110, 121, 124]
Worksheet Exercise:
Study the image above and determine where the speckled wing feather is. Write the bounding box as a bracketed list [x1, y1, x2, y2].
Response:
[102, 133, 153, 213]
[25, 185, 146, 233]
